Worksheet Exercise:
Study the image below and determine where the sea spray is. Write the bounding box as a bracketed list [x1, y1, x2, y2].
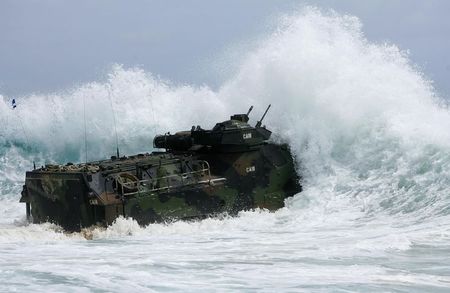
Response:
[1, 7, 450, 291]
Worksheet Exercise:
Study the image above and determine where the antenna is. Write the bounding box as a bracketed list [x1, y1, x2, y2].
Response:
[17, 115, 30, 147]
[11, 98, 35, 169]
[18, 119, 35, 169]
[255, 104, 271, 128]
[148, 89, 157, 139]
[107, 93, 120, 158]
[83, 95, 88, 165]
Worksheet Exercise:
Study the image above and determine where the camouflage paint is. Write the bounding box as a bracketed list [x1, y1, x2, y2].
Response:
[20, 108, 302, 231]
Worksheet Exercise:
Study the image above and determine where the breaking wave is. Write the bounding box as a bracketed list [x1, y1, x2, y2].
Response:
[2, 7, 450, 291]
[0, 4, 449, 261]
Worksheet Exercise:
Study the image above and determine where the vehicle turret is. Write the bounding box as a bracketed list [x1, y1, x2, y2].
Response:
[153, 105, 272, 152]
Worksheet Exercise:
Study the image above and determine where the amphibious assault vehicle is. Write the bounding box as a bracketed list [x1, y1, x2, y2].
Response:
[20, 106, 301, 231]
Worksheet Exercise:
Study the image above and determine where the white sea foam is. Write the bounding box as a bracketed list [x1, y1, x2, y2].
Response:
[1, 7, 450, 292]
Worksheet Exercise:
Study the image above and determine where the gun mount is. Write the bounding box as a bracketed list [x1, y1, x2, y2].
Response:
[153, 105, 272, 152]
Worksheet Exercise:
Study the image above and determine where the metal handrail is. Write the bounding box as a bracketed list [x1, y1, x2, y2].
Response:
[114, 160, 214, 196]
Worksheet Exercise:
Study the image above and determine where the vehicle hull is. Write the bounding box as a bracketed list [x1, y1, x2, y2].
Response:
[21, 107, 302, 231]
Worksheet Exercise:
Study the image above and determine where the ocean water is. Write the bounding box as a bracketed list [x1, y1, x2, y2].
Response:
[1, 8, 450, 292]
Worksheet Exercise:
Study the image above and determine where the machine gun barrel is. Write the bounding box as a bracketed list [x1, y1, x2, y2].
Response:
[256, 104, 271, 128]
[246, 106, 254, 116]
[154, 133, 193, 151]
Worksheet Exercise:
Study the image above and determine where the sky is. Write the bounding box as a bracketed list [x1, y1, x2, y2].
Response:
[0, 0, 449, 99]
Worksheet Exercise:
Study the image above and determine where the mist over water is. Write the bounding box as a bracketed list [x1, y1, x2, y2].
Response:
[1, 8, 450, 292]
